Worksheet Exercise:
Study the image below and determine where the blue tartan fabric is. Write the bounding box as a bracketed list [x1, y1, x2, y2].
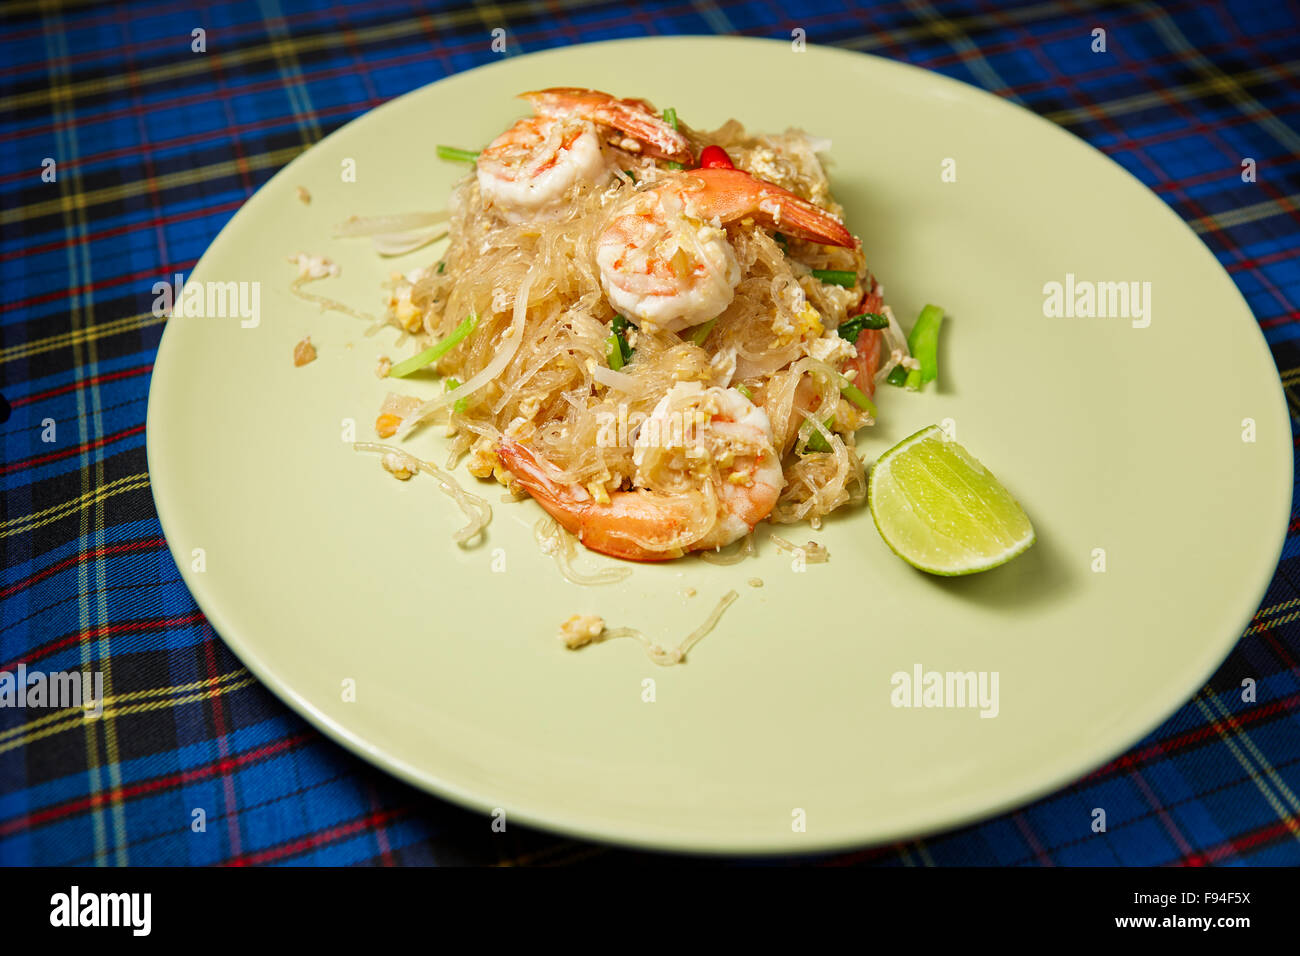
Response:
[2, 0, 1299, 866]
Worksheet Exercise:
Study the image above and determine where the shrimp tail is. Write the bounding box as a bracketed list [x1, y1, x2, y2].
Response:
[495, 440, 688, 562]
[681, 168, 856, 249]
[849, 328, 882, 395]
[770, 192, 857, 249]
[520, 87, 693, 164]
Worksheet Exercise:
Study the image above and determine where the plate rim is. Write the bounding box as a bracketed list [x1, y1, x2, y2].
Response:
[146, 35, 1294, 855]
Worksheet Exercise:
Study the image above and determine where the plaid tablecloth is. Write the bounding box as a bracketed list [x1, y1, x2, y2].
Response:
[2, 0, 1299, 867]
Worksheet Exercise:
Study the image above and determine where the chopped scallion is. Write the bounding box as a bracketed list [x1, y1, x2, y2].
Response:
[804, 418, 836, 453]
[905, 304, 945, 391]
[839, 380, 877, 417]
[436, 145, 480, 163]
[445, 377, 467, 414]
[811, 269, 857, 288]
[606, 332, 624, 370]
[610, 314, 635, 365]
[661, 108, 683, 169]
[837, 312, 889, 342]
[689, 317, 718, 346]
[388, 313, 477, 378]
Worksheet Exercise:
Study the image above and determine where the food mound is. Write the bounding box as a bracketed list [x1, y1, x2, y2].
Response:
[372, 87, 915, 562]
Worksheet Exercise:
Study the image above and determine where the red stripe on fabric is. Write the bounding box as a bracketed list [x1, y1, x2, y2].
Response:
[0, 0, 419, 70]
[0, 423, 145, 476]
[109, 1, 173, 281]
[0, 732, 313, 837]
[1091, 13, 1300, 319]
[1085, 693, 1300, 779]
[199, 622, 245, 858]
[1128, 767, 1202, 864]
[1011, 812, 1055, 866]
[362, 783, 397, 866]
[1226, 248, 1300, 275]
[8, 363, 153, 407]
[4, 50, 425, 147]
[0, 535, 165, 601]
[1200, 815, 1300, 863]
[0, 1, 1176, 149]
[0, 263, 194, 315]
[0, 202, 240, 264]
[222, 807, 411, 866]
[0, 612, 207, 671]
[8, 6, 1293, 282]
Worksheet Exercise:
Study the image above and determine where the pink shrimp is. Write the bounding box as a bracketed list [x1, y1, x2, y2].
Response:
[597, 167, 858, 332]
[496, 383, 783, 562]
[495, 442, 698, 561]
[667, 167, 856, 248]
[478, 87, 692, 221]
[520, 87, 692, 163]
[842, 284, 884, 394]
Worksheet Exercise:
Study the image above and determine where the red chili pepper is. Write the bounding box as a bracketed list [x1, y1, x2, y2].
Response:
[697, 145, 734, 170]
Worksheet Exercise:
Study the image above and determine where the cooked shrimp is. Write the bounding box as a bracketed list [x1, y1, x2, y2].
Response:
[842, 327, 882, 393]
[496, 383, 783, 561]
[842, 284, 884, 391]
[521, 87, 692, 163]
[476, 115, 604, 222]
[596, 167, 857, 332]
[477, 87, 691, 222]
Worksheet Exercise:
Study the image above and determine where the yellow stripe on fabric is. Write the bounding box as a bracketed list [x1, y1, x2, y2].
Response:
[1245, 608, 1300, 636]
[257, 0, 323, 147]
[35, 0, 117, 866]
[1201, 688, 1300, 816]
[0, 676, 260, 755]
[902, 0, 1019, 100]
[1191, 692, 1300, 849]
[1253, 596, 1300, 621]
[1042, 61, 1300, 128]
[0, 669, 252, 745]
[0, 473, 151, 539]
[0, 312, 163, 365]
[838, 0, 1082, 57]
[0, 0, 554, 113]
[1186, 194, 1300, 235]
[1141, 2, 1300, 157]
[0, 147, 303, 228]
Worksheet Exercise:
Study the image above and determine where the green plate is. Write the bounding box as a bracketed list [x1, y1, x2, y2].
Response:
[146, 37, 1291, 854]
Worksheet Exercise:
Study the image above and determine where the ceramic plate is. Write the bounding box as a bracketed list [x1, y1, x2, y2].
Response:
[147, 37, 1291, 854]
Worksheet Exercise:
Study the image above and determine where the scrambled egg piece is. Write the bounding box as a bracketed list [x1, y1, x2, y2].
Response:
[380, 452, 415, 481]
[390, 285, 422, 333]
[558, 614, 605, 649]
[809, 333, 856, 365]
[287, 252, 338, 280]
[774, 301, 824, 347]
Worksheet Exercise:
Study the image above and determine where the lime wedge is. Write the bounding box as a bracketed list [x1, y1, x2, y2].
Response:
[868, 425, 1034, 575]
